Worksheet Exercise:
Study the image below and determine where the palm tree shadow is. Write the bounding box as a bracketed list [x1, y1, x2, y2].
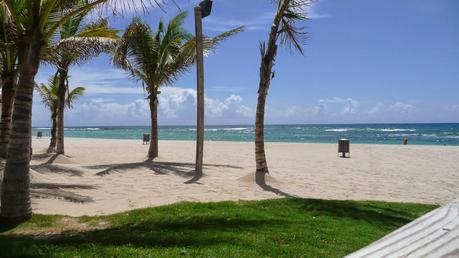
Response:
[43, 154, 59, 165]
[31, 154, 84, 177]
[255, 172, 296, 198]
[86, 161, 243, 181]
[184, 172, 203, 184]
[31, 152, 55, 161]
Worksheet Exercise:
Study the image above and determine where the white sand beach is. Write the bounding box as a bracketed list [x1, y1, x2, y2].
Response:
[5, 138, 456, 216]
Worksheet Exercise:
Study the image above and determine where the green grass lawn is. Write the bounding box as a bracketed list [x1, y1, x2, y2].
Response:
[0, 198, 436, 258]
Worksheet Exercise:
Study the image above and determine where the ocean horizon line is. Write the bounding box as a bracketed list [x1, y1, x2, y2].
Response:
[32, 122, 459, 128]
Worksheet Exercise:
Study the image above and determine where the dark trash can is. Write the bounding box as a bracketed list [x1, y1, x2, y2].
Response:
[338, 138, 350, 158]
[37, 131, 43, 139]
[143, 134, 150, 145]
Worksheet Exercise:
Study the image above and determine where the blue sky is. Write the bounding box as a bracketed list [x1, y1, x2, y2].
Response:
[33, 0, 459, 126]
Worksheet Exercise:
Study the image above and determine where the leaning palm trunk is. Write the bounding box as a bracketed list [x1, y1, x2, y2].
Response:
[255, 87, 270, 176]
[0, 72, 16, 158]
[255, 0, 308, 183]
[56, 68, 68, 155]
[255, 8, 283, 179]
[48, 110, 58, 153]
[1, 36, 43, 221]
[148, 94, 159, 159]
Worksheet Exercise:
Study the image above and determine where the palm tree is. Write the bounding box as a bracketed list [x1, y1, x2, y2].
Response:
[36, 75, 85, 152]
[113, 13, 243, 159]
[0, 0, 156, 222]
[49, 17, 118, 155]
[0, 2, 18, 158]
[255, 0, 310, 183]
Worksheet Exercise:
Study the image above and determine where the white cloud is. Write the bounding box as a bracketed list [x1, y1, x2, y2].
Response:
[307, 2, 330, 20]
[262, 98, 421, 124]
[368, 102, 385, 114]
[157, 87, 253, 120]
[68, 68, 131, 86]
[317, 97, 360, 115]
[204, 13, 272, 32]
[33, 91, 448, 126]
[33, 87, 253, 126]
[236, 105, 254, 118]
[366, 101, 415, 115]
[388, 101, 415, 112]
[158, 87, 196, 118]
[343, 98, 360, 114]
[311, 102, 327, 116]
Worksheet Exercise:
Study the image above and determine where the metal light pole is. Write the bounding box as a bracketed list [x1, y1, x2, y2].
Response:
[194, 0, 212, 178]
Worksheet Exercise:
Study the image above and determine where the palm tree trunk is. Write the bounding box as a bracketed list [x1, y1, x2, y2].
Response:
[56, 68, 68, 155]
[255, 88, 269, 176]
[255, 7, 283, 179]
[0, 72, 17, 158]
[148, 94, 159, 159]
[1, 35, 42, 221]
[48, 110, 57, 153]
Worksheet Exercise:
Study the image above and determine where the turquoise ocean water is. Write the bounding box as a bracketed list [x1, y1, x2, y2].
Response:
[32, 124, 459, 146]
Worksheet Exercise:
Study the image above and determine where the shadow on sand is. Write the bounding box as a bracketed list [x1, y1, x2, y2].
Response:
[255, 172, 296, 198]
[31, 154, 84, 177]
[30, 183, 95, 204]
[28, 153, 95, 203]
[84, 161, 244, 183]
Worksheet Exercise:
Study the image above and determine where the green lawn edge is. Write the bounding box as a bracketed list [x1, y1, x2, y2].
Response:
[0, 198, 437, 258]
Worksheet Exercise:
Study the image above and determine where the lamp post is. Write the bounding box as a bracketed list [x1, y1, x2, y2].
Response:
[195, 0, 212, 179]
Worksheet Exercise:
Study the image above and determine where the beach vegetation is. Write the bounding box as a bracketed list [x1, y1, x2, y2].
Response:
[48, 15, 118, 155]
[36, 75, 86, 153]
[0, 0, 157, 222]
[113, 12, 242, 159]
[0, 1, 19, 159]
[0, 198, 436, 257]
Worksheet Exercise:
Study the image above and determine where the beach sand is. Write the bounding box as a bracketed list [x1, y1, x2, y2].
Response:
[3, 138, 458, 216]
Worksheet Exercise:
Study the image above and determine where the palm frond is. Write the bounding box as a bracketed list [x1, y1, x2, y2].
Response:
[76, 18, 119, 38]
[277, 0, 312, 54]
[66, 86, 85, 108]
[113, 17, 156, 84]
[203, 26, 245, 55]
[0, 1, 20, 75]
[36, 74, 59, 111]
[114, 13, 243, 93]
[51, 36, 118, 66]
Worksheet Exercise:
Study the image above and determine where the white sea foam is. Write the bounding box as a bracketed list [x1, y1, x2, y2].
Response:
[65, 128, 101, 131]
[380, 129, 416, 132]
[223, 128, 248, 131]
[389, 133, 418, 137]
[188, 128, 218, 132]
[421, 134, 439, 138]
[189, 128, 248, 132]
[325, 128, 351, 132]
